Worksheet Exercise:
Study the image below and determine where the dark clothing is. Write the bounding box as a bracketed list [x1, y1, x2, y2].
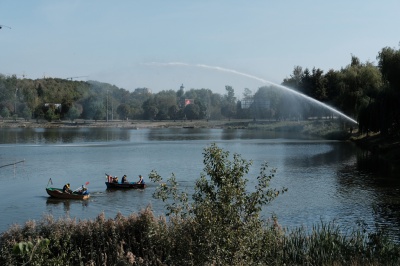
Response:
[63, 184, 71, 193]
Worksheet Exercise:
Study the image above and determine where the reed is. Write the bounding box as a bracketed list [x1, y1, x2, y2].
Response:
[1, 211, 399, 265]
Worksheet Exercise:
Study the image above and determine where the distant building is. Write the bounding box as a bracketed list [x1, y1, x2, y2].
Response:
[254, 99, 270, 109]
[134, 87, 152, 94]
[44, 103, 62, 110]
[240, 99, 270, 109]
[241, 99, 254, 109]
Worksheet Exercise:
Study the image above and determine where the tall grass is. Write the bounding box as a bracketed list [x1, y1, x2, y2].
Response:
[1, 210, 399, 265]
[0, 208, 170, 265]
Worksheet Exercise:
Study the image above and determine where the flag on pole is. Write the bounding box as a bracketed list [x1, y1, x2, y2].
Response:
[47, 178, 53, 187]
[185, 99, 194, 106]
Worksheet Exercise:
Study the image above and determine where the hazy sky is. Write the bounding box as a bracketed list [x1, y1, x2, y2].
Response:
[1, 0, 399, 96]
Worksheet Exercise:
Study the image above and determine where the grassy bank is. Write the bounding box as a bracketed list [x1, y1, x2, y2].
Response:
[1, 209, 399, 266]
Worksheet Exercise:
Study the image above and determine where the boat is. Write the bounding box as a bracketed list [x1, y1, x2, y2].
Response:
[105, 182, 146, 189]
[105, 173, 146, 189]
[45, 187, 90, 200]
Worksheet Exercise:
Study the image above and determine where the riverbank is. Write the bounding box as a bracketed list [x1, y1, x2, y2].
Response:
[0, 119, 240, 129]
[351, 132, 400, 165]
[0, 119, 351, 138]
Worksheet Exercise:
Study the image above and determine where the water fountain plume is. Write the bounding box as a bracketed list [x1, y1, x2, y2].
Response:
[146, 62, 358, 124]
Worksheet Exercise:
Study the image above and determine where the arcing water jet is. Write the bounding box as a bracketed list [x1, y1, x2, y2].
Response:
[146, 62, 358, 124]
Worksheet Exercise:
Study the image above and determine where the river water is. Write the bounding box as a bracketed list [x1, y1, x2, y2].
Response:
[1, 127, 399, 240]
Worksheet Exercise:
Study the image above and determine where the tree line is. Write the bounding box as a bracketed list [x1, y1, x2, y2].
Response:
[282, 46, 400, 136]
[1, 45, 399, 135]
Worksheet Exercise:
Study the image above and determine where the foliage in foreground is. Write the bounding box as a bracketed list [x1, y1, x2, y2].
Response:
[1, 212, 399, 266]
[1, 144, 399, 265]
[149, 143, 287, 265]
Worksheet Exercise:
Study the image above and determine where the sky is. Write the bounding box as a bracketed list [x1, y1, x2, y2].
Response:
[1, 0, 399, 96]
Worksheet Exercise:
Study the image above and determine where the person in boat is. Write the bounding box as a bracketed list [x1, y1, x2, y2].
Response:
[63, 183, 72, 194]
[79, 187, 89, 195]
[121, 174, 128, 183]
[112, 176, 119, 183]
[77, 185, 89, 195]
[106, 174, 113, 183]
[137, 175, 144, 184]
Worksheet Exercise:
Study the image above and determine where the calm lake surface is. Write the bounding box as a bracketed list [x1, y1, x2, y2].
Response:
[1, 127, 399, 240]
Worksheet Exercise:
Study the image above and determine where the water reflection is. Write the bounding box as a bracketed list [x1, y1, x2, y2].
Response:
[0, 128, 132, 144]
[337, 152, 400, 242]
[46, 197, 90, 213]
[1, 127, 333, 144]
[145, 128, 320, 142]
[46, 198, 72, 212]
[146, 128, 217, 141]
[356, 149, 400, 177]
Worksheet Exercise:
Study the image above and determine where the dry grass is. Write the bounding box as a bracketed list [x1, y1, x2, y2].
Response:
[1, 209, 399, 266]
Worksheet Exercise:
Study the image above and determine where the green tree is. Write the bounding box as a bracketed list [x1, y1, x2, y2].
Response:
[324, 69, 343, 106]
[221, 85, 237, 119]
[0, 107, 10, 118]
[150, 144, 287, 265]
[144, 103, 158, 120]
[282, 65, 303, 89]
[33, 106, 44, 121]
[184, 103, 200, 120]
[65, 105, 80, 121]
[81, 96, 105, 120]
[20, 83, 40, 119]
[250, 86, 282, 120]
[116, 103, 130, 120]
[242, 87, 253, 99]
[335, 56, 379, 119]
[152, 90, 177, 120]
[209, 93, 224, 119]
[168, 104, 179, 120]
[376, 46, 400, 135]
[377, 46, 400, 90]
[44, 106, 59, 122]
[19, 104, 32, 120]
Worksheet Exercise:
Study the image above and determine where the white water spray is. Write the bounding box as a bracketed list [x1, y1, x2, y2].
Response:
[146, 62, 358, 124]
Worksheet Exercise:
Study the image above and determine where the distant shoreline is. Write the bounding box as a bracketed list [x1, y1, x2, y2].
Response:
[0, 119, 244, 129]
[0, 118, 348, 131]
[2, 118, 398, 167]
[0, 118, 352, 139]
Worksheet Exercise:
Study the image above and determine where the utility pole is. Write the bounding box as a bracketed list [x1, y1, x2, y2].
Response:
[106, 90, 109, 122]
[14, 88, 18, 114]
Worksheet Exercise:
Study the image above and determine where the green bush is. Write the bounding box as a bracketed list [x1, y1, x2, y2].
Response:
[149, 143, 288, 265]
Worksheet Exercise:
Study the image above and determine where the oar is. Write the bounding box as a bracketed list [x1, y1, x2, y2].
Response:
[72, 182, 90, 193]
